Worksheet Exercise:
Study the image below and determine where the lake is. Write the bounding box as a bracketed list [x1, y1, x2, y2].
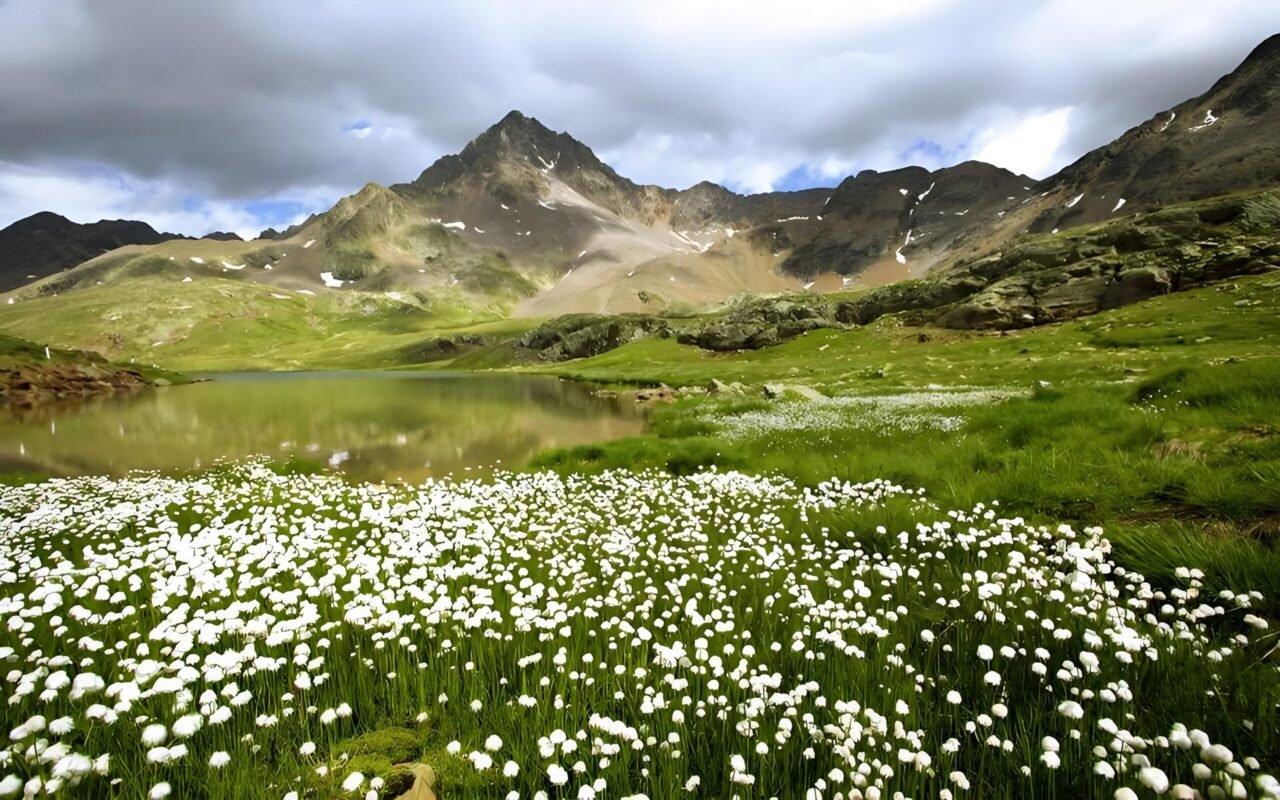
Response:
[0, 372, 645, 482]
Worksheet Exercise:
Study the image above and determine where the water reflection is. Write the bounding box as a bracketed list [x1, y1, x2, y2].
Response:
[0, 372, 645, 482]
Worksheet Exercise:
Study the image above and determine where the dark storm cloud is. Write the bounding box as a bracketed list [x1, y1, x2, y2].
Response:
[0, 0, 1276, 234]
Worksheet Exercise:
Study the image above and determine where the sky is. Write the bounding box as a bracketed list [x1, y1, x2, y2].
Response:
[0, 1, 1277, 239]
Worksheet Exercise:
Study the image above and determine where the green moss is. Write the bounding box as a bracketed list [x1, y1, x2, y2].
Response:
[337, 727, 421, 764]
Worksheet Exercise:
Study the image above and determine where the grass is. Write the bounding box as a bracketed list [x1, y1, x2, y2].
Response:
[0, 276, 535, 372]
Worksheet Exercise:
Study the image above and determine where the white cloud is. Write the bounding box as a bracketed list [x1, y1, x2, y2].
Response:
[0, 161, 336, 240]
[972, 107, 1074, 179]
[599, 133, 798, 194]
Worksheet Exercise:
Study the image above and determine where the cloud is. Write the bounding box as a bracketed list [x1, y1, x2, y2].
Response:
[972, 107, 1074, 179]
[0, 161, 337, 240]
[0, 0, 1277, 231]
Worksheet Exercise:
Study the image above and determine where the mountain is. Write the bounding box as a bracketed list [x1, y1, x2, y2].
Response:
[1030, 33, 1280, 234]
[755, 161, 1033, 287]
[2, 35, 1278, 329]
[0, 212, 184, 292]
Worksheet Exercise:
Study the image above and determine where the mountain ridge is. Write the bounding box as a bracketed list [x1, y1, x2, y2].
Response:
[0, 212, 186, 292]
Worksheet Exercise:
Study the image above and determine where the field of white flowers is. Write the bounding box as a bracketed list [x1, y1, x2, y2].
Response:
[706, 390, 1030, 439]
[0, 464, 1276, 799]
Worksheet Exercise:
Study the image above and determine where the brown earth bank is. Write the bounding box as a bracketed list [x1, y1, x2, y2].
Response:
[0, 363, 154, 409]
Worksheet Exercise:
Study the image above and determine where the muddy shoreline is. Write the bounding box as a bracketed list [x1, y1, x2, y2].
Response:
[0, 363, 155, 409]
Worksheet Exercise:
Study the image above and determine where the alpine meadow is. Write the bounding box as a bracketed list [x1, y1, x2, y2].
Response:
[0, 4, 1278, 799]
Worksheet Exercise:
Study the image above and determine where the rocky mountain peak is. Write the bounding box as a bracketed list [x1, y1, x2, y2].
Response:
[1241, 32, 1280, 66]
[9, 211, 74, 231]
[408, 111, 613, 193]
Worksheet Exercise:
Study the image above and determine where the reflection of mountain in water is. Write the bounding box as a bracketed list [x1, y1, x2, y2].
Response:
[0, 373, 644, 481]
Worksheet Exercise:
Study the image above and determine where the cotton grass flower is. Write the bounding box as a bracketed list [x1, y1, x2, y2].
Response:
[0, 462, 1273, 798]
[1139, 767, 1170, 794]
[140, 724, 166, 746]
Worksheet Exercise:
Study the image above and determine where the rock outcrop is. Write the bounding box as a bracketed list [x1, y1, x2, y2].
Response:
[517, 314, 674, 361]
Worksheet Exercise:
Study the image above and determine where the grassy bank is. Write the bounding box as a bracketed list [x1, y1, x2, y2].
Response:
[528, 272, 1279, 391]
[0, 332, 181, 384]
[0, 276, 531, 372]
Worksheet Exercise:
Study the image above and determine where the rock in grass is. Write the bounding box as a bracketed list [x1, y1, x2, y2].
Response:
[390, 764, 437, 800]
[763, 383, 825, 401]
[787, 384, 826, 401]
[634, 385, 677, 403]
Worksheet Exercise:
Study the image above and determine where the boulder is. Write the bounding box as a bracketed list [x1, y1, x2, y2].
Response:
[763, 383, 825, 401]
[777, 318, 829, 338]
[391, 764, 438, 800]
[786, 384, 826, 401]
[518, 314, 670, 361]
[635, 385, 677, 403]
[935, 278, 1040, 330]
[679, 323, 759, 351]
[1100, 266, 1172, 309]
[1039, 275, 1112, 319]
[745, 327, 781, 349]
[1204, 245, 1262, 281]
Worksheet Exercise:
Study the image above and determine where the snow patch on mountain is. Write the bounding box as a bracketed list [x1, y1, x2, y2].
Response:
[1189, 110, 1219, 132]
[895, 229, 913, 264]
